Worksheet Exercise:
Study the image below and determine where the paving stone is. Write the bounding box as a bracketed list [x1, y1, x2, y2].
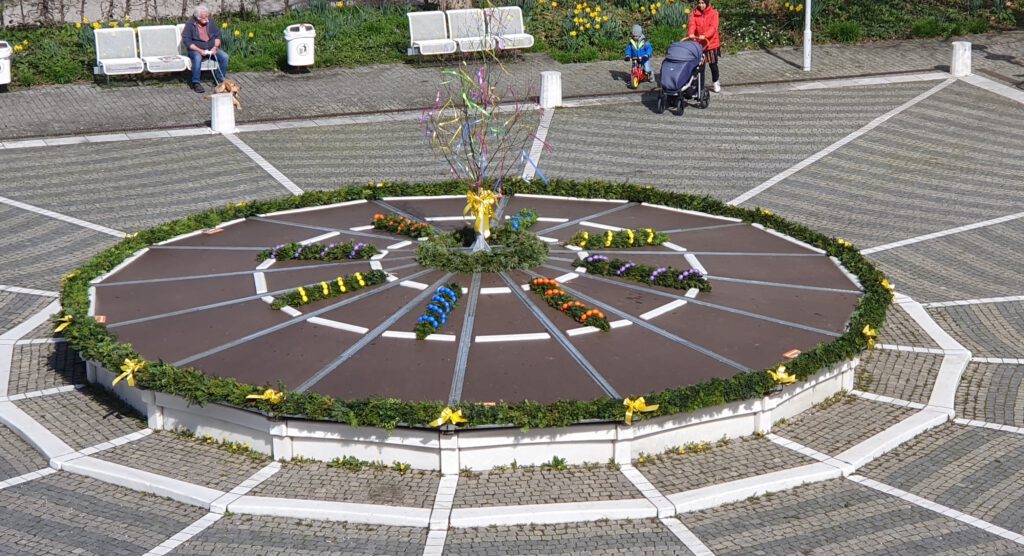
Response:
[747, 81, 1024, 248]
[867, 218, 1024, 304]
[774, 395, 917, 456]
[12, 387, 146, 451]
[444, 518, 693, 555]
[861, 423, 1024, 534]
[170, 515, 427, 555]
[636, 435, 816, 494]
[877, 303, 939, 349]
[0, 136, 288, 233]
[452, 464, 642, 508]
[683, 478, 1024, 555]
[0, 424, 48, 481]
[249, 461, 439, 508]
[17, 319, 64, 340]
[856, 349, 942, 405]
[956, 362, 1024, 428]
[0, 204, 118, 291]
[929, 301, 1024, 358]
[542, 82, 935, 203]
[94, 431, 267, 492]
[0, 472, 205, 556]
[6, 342, 85, 395]
[0, 291, 54, 337]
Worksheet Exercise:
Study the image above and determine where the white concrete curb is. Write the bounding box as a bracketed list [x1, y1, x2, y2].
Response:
[61, 456, 225, 507]
[227, 495, 432, 527]
[668, 462, 842, 513]
[448, 499, 656, 527]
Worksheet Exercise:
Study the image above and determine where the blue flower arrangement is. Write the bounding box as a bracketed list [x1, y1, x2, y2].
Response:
[415, 283, 463, 339]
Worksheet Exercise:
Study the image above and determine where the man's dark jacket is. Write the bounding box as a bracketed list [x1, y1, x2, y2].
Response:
[181, 16, 222, 51]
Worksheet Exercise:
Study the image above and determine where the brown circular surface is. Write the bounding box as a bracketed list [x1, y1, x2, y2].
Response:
[94, 195, 861, 404]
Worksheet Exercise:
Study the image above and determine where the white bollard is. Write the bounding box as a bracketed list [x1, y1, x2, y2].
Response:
[210, 93, 237, 134]
[540, 70, 562, 109]
[951, 41, 972, 77]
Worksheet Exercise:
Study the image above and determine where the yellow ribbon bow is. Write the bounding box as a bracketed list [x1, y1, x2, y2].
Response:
[429, 406, 467, 427]
[880, 278, 895, 298]
[862, 324, 878, 350]
[623, 397, 659, 425]
[836, 238, 852, 248]
[768, 365, 797, 385]
[112, 358, 145, 388]
[464, 190, 498, 239]
[54, 315, 73, 333]
[246, 388, 284, 404]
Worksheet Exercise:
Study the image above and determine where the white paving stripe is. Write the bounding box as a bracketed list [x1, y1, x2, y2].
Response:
[953, 418, 1024, 436]
[848, 475, 1024, 545]
[522, 108, 554, 181]
[143, 512, 223, 556]
[876, 344, 946, 355]
[849, 389, 928, 410]
[972, 357, 1024, 365]
[0, 384, 82, 403]
[0, 285, 58, 297]
[661, 518, 716, 556]
[211, 461, 283, 514]
[922, 295, 1024, 308]
[728, 78, 955, 206]
[224, 133, 305, 195]
[861, 211, 1024, 255]
[423, 530, 448, 556]
[0, 467, 58, 491]
[619, 464, 717, 554]
[961, 73, 1024, 105]
[0, 194, 125, 237]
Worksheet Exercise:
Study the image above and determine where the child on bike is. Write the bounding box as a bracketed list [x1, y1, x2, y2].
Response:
[625, 24, 653, 81]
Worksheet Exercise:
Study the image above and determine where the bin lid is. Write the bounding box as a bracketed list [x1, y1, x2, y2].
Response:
[0, 41, 12, 57]
[283, 23, 316, 39]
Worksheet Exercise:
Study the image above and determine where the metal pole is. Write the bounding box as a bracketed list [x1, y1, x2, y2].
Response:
[803, 0, 812, 71]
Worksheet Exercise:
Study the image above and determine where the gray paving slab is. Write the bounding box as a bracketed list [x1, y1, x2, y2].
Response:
[878, 303, 940, 349]
[444, 518, 693, 555]
[169, 515, 427, 555]
[956, 362, 1024, 428]
[94, 431, 267, 491]
[248, 461, 439, 508]
[0, 204, 118, 291]
[0, 135, 288, 232]
[773, 395, 918, 456]
[929, 301, 1024, 358]
[0, 472, 205, 556]
[859, 423, 1024, 535]
[239, 122, 455, 190]
[867, 218, 1024, 304]
[683, 478, 1024, 555]
[636, 435, 815, 495]
[6, 342, 85, 395]
[12, 387, 146, 451]
[452, 465, 642, 508]
[0, 291, 53, 336]
[540, 81, 935, 202]
[0, 424, 49, 481]
[856, 349, 943, 405]
[745, 81, 1024, 248]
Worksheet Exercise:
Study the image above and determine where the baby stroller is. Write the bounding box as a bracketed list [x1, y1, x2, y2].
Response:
[656, 39, 710, 115]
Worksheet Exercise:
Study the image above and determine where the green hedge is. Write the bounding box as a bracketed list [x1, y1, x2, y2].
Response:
[59, 179, 889, 431]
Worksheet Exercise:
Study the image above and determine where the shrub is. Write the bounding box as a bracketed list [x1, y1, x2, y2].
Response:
[826, 20, 863, 43]
[910, 16, 941, 38]
[963, 17, 989, 34]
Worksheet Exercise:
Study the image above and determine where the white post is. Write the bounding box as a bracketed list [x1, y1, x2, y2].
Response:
[210, 93, 238, 134]
[802, 0, 812, 71]
[951, 41, 972, 77]
[540, 70, 562, 109]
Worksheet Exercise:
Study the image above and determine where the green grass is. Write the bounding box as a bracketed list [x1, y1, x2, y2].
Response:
[2, 0, 1019, 88]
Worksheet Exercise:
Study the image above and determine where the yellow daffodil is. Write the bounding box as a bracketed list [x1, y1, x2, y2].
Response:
[233, 29, 240, 36]
[92, 22, 101, 29]
[759, 208, 773, 216]
[124, 14, 130, 19]
[768, 365, 797, 385]
[113, 358, 145, 388]
[22, 39, 28, 45]
[336, 0, 344, 6]
[640, 5, 645, 10]
[656, 1, 661, 6]
[246, 388, 284, 404]
[13, 44, 23, 52]
[796, 4, 803, 11]
[862, 324, 878, 350]
[221, 22, 229, 28]
[75, 22, 82, 28]
[623, 397, 659, 425]
[429, 406, 467, 427]
[603, 15, 609, 20]
[651, 8, 657, 14]
[109, 21, 118, 26]
[595, 23, 601, 29]
[248, 31, 254, 38]
[685, 7, 690, 13]
[82, 16, 89, 22]
[550, 1, 557, 5]
[586, 22, 591, 28]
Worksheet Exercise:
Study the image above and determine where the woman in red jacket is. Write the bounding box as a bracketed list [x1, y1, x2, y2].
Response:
[687, 0, 721, 92]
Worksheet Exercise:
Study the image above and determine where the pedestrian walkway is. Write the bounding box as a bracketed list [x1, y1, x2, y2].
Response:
[0, 31, 1022, 140]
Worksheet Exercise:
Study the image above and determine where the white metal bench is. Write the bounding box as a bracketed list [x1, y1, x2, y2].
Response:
[138, 25, 189, 73]
[407, 11, 457, 56]
[446, 9, 495, 53]
[93, 27, 144, 77]
[484, 6, 534, 50]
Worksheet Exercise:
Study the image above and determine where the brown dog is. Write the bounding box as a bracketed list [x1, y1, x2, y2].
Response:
[205, 79, 242, 111]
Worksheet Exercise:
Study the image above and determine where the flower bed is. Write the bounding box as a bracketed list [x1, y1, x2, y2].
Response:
[257, 240, 378, 262]
[271, 270, 389, 310]
[578, 254, 711, 292]
[529, 277, 610, 331]
[415, 283, 463, 339]
[566, 227, 668, 248]
[58, 178, 889, 430]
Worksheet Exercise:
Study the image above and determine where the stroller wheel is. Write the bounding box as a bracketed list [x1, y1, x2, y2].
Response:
[699, 90, 710, 109]
[676, 100, 685, 116]
[656, 93, 665, 114]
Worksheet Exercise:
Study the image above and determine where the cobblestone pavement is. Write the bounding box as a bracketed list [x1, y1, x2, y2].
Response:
[444, 519, 693, 555]
[170, 515, 428, 555]
[249, 461, 440, 507]
[0, 37, 1023, 554]
[683, 479, 1024, 555]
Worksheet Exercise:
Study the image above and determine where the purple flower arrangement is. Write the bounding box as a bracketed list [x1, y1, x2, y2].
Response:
[578, 256, 711, 293]
[256, 240, 380, 262]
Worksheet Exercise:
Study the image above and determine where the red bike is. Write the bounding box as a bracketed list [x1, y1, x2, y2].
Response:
[627, 56, 652, 89]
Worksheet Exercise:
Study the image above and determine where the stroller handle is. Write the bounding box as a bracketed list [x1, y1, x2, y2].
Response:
[683, 35, 710, 47]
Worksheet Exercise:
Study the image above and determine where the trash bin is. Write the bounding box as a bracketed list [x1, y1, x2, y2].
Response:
[283, 24, 315, 67]
[0, 41, 12, 87]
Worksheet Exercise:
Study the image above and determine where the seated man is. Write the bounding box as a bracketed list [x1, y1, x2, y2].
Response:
[181, 4, 229, 93]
